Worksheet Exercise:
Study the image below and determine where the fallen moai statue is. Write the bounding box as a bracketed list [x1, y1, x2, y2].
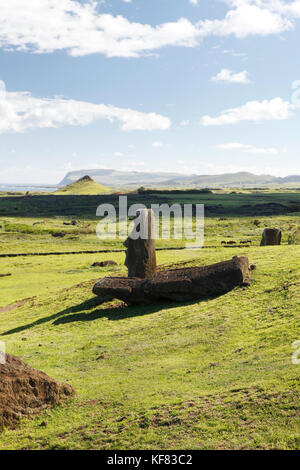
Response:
[260, 228, 282, 246]
[93, 256, 250, 305]
[0, 354, 75, 429]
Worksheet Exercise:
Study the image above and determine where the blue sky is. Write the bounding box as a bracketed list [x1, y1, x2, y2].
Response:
[0, 0, 299, 184]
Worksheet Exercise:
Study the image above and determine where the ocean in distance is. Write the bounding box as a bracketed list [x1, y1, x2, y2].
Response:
[0, 184, 59, 193]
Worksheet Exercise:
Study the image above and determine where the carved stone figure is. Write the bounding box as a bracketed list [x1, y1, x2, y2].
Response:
[124, 209, 156, 279]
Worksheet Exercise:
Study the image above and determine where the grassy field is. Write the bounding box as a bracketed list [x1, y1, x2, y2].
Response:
[0, 190, 299, 449]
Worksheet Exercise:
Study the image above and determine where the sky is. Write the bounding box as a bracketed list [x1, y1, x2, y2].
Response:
[0, 0, 300, 184]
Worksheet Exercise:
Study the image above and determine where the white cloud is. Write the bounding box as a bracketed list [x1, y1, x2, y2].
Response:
[0, 1, 200, 58]
[0, 0, 298, 58]
[189, 0, 198, 5]
[200, 3, 292, 38]
[222, 49, 247, 57]
[152, 141, 163, 147]
[0, 90, 171, 133]
[0, 80, 6, 100]
[180, 120, 190, 127]
[212, 68, 250, 84]
[230, 0, 300, 19]
[217, 142, 278, 154]
[202, 97, 294, 126]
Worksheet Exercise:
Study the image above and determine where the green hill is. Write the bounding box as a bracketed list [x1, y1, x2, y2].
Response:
[55, 175, 111, 195]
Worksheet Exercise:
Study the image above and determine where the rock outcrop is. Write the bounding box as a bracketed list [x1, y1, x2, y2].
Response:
[260, 228, 282, 246]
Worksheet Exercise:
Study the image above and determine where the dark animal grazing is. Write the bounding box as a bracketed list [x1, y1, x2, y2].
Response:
[92, 260, 118, 267]
[260, 228, 282, 246]
[93, 256, 250, 305]
[51, 232, 66, 238]
[63, 220, 78, 226]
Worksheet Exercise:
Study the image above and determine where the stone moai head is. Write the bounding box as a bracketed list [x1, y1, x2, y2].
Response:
[124, 209, 157, 278]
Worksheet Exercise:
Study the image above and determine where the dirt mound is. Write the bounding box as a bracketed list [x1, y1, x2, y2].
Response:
[93, 256, 250, 305]
[0, 354, 74, 429]
[0, 298, 32, 314]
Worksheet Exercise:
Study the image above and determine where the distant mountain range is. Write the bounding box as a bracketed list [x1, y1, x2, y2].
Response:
[59, 169, 300, 188]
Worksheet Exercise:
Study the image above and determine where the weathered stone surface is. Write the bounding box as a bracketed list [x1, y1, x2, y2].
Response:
[260, 228, 282, 246]
[0, 354, 75, 429]
[124, 209, 156, 279]
[93, 256, 250, 305]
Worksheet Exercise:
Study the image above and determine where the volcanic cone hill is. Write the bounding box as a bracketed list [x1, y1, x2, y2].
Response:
[55, 175, 111, 195]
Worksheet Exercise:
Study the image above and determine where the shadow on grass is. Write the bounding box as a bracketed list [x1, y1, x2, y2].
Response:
[53, 298, 204, 325]
[1, 294, 215, 336]
[1, 297, 107, 336]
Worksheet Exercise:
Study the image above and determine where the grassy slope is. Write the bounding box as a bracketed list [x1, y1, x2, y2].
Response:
[0, 190, 299, 449]
[54, 179, 112, 195]
[0, 245, 300, 449]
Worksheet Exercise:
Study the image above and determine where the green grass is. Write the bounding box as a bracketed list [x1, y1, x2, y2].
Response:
[1, 189, 299, 218]
[0, 244, 299, 449]
[0, 212, 298, 254]
[0, 190, 299, 449]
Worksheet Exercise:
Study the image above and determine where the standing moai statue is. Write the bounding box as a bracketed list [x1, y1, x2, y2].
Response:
[260, 228, 282, 246]
[124, 209, 157, 278]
